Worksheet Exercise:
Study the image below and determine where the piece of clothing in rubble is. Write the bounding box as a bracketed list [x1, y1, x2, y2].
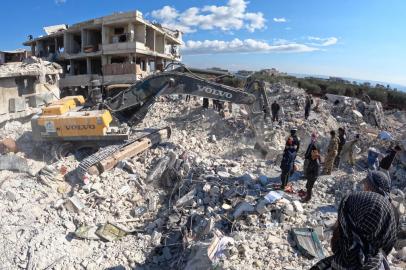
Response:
[334, 133, 347, 168]
[305, 96, 313, 119]
[379, 148, 398, 171]
[323, 136, 339, 175]
[310, 192, 397, 270]
[339, 138, 359, 167]
[280, 145, 297, 189]
[271, 101, 280, 122]
[303, 149, 320, 202]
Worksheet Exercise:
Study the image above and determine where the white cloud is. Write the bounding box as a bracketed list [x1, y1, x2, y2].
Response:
[273, 17, 287, 23]
[150, 0, 266, 33]
[55, 0, 66, 4]
[308, 36, 338, 46]
[182, 38, 319, 55]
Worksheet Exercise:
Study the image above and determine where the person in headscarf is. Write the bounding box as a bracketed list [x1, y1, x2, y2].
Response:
[362, 170, 391, 198]
[310, 192, 397, 270]
[303, 132, 318, 178]
[362, 170, 400, 227]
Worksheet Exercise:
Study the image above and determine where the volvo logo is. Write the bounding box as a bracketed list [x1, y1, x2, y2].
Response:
[66, 125, 96, 130]
[197, 85, 233, 99]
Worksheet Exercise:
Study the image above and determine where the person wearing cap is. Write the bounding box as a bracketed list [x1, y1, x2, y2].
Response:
[323, 130, 339, 175]
[339, 134, 360, 169]
[334, 128, 346, 168]
[303, 132, 318, 178]
[311, 192, 397, 270]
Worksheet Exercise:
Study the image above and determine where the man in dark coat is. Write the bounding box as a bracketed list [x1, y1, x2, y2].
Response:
[334, 127, 346, 168]
[304, 95, 313, 120]
[303, 148, 320, 202]
[280, 137, 297, 190]
[271, 100, 280, 122]
[303, 132, 318, 178]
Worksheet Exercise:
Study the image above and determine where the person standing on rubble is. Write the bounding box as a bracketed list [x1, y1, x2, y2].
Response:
[271, 100, 280, 122]
[302, 147, 321, 202]
[379, 145, 402, 178]
[334, 128, 347, 168]
[338, 134, 360, 169]
[304, 95, 313, 120]
[322, 130, 339, 175]
[303, 132, 318, 178]
[310, 192, 397, 270]
[280, 137, 297, 190]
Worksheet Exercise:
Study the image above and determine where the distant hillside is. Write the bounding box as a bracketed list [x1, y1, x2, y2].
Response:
[250, 73, 406, 111]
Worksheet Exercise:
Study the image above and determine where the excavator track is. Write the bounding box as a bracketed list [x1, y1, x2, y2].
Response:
[76, 127, 171, 179]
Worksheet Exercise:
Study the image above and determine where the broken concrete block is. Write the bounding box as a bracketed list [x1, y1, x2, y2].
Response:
[95, 223, 128, 242]
[64, 195, 85, 213]
[292, 200, 304, 213]
[151, 231, 162, 247]
[176, 188, 196, 207]
[75, 226, 100, 240]
[283, 203, 295, 216]
[217, 171, 230, 178]
[233, 202, 255, 219]
[0, 138, 18, 154]
[8, 97, 26, 113]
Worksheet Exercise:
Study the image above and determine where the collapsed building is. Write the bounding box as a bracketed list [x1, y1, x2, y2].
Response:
[0, 57, 62, 118]
[0, 49, 30, 64]
[23, 10, 183, 97]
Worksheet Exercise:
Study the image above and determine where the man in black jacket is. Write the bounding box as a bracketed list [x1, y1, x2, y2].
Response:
[304, 95, 313, 120]
[271, 100, 280, 122]
[303, 132, 318, 178]
[303, 148, 320, 202]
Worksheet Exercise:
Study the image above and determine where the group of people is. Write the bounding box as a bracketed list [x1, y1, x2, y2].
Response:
[271, 94, 314, 123]
[276, 117, 402, 269]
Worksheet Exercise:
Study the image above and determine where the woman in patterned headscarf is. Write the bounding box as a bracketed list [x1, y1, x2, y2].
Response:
[311, 192, 397, 270]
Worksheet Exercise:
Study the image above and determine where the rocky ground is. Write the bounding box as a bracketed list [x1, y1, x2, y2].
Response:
[0, 84, 405, 270]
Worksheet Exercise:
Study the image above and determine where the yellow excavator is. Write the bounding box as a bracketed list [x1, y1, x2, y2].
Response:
[31, 64, 270, 178]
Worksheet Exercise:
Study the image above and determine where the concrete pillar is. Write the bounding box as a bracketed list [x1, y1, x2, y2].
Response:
[102, 26, 109, 44]
[69, 60, 75, 75]
[54, 38, 58, 53]
[86, 58, 92, 74]
[101, 55, 108, 66]
[128, 22, 135, 42]
[64, 32, 69, 54]
[31, 44, 36, 56]
[81, 29, 86, 52]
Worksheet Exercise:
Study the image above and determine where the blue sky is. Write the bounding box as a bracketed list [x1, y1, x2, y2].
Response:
[1, 0, 406, 86]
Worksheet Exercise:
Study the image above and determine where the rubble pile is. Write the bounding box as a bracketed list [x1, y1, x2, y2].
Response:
[0, 83, 405, 269]
[0, 56, 62, 79]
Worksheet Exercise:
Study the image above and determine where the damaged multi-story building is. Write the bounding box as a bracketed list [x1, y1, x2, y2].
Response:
[23, 10, 182, 96]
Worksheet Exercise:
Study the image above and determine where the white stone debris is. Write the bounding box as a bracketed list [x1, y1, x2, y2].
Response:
[0, 83, 404, 269]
